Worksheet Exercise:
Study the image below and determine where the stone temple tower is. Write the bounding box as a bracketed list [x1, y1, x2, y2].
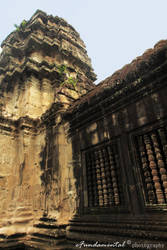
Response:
[0, 9, 96, 119]
[0, 10, 96, 248]
[1, 8, 167, 250]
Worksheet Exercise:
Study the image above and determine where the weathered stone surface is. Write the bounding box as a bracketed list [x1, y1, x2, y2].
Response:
[65, 39, 167, 249]
[0, 10, 96, 249]
[1, 9, 167, 250]
[0, 10, 96, 120]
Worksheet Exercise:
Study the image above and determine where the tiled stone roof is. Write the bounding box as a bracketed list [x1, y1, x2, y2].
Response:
[69, 40, 167, 113]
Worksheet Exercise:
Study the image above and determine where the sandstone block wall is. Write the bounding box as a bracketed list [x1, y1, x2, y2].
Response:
[0, 10, 96, 248]
[1, 8, 167, 250]
[66, 40, 167, 246]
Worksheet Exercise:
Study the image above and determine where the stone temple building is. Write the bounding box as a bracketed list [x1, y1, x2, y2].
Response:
[0, 10, 167, 250]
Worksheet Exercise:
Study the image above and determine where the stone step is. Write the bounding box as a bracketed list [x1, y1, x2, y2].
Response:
[34, 222, 61, 229]
[16, 205, 32, 210]
[0, 233, 26, 249]
[14, 212, 33, 217]
[26, 239, 74, 250]
[13, 216, 34, 224]
[32, 229, 65, 239]
[39, 217, 57, 222]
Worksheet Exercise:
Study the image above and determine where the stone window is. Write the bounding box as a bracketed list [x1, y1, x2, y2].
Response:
[135, 127, 167, 205]
[84, 141, 122, 207]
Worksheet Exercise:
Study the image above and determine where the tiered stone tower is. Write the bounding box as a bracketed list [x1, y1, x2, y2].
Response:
[1, 8, 167, 250]
[0, 10, 96, 249]
[0, 9, 96, 120]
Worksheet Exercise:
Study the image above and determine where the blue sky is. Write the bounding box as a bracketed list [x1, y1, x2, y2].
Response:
[1, 0, 167, 83]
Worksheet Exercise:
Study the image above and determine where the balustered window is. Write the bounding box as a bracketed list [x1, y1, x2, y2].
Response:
[135, 127, 167, 205]
[84, 142, 122, 207]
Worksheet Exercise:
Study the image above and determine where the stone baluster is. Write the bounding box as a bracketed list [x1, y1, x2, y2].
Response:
[95, 151, 103, 207]
[108, 145, 120, 205]
[137, 136, 156, 204]
[105, 161, 113, 206]
[106, 145, 114, 205]
[96, 162, 102, 205]
[144, 135, 165, 204]
[101, 148, 109, 206]
[97, 150, 104, 206]
[86, 153, 94, 207]
[93, 152, 99, 206]
[101, 149, 107, 204]
[151, 131, 167, 202]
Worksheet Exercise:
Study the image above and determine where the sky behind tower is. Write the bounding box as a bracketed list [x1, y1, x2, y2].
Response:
[0, 0, 167, 83]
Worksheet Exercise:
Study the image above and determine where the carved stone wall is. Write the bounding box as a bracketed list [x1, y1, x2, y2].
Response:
[66, 40, 167, 247]
[1, 9, 167, 250]
[0, 10, 96, 249]
[0, 117, 46, 245]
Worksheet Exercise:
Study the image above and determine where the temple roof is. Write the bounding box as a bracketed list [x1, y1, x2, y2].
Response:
[69, 39, 167, 113]
[0, 10, 96, 85]
[0, 10, 97, 120]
